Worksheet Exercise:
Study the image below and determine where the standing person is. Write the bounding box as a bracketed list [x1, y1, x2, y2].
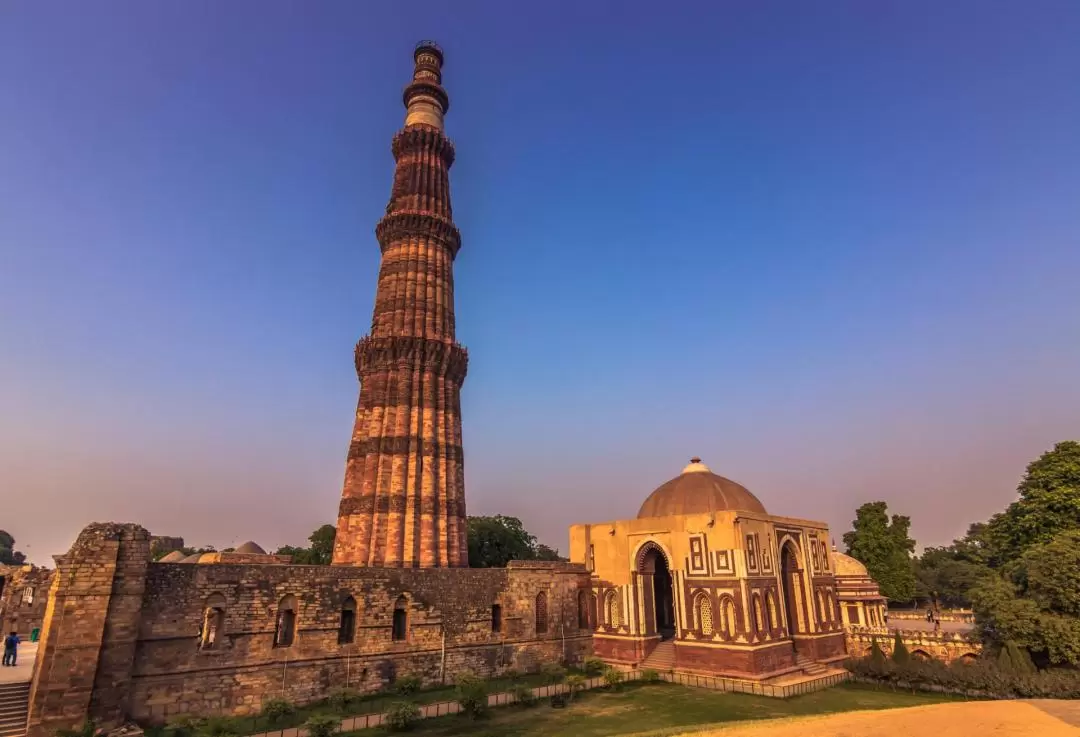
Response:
[2, 632, 17, 666]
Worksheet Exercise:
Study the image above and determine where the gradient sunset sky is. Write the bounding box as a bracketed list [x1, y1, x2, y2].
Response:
[2, 1, 1078, 565]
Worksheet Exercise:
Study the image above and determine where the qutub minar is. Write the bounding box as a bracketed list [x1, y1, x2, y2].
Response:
[334, 42, 470, 567]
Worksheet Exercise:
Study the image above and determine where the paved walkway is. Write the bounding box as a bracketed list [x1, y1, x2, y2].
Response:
[889, 620, 974, 634]
[0, 643, 36, 684]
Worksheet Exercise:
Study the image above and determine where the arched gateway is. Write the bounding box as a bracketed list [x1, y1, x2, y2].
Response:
[637, 542, 676, 639]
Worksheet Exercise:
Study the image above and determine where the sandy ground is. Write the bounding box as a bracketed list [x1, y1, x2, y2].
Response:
[677, 700, 1080, 736]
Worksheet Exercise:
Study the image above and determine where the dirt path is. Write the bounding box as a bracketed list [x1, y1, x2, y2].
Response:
[678, 700, 1080, 736]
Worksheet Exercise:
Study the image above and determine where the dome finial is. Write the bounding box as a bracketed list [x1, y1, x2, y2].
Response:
[682, 457, 711, 474]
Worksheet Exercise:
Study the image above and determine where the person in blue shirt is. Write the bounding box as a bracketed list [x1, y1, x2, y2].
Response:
[2, 632, 18, 666]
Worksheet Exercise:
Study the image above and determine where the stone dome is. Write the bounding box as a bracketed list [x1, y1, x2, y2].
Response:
[831, 551, 869, 578]
[234, 541, 267, 555]
[158, 550, 187, 563]
[179, 553, 203, 564]
[637, 458, 767, 519]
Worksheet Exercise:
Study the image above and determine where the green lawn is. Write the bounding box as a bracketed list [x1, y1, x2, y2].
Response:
[355, 682, 965, 737]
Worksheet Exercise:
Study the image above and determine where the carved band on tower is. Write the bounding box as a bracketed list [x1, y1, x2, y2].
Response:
[333, 42, 469, 567]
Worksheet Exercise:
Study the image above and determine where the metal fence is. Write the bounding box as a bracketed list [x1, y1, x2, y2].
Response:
[242, 669, 851, 737]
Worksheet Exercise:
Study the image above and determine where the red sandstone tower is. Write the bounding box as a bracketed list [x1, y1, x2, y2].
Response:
[333, 42, 469, 567]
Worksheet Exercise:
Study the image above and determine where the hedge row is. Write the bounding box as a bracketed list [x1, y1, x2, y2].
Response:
[845, 655, 1080, 699]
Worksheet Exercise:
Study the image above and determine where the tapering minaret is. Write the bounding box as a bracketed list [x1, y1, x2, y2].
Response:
[333, 42, 469, 567]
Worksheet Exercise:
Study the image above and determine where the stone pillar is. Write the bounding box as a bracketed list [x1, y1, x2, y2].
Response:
[26, 523, 150, 737]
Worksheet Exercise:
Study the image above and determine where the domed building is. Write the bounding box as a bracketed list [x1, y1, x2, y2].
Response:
[569, 458, 847, 679]
[830, 547, 888, 629]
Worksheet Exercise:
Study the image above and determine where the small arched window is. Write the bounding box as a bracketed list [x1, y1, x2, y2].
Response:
[694, 592, 713, 636]
[491, 603, 502, 633]
[392, 595, 408, 642]
[721, 597, 736, 637]
[338, 596, 357, 645]
[605, 590, 620, 628]
[535, 592, 548, 634]
[577, 590, 589, 629]
[22, 587, 34, 606]
[766, 592, 778, 629]
[590, 593, 599, 630]
[201, 593, 227, 650]
[815, 591, 825, 623]
[274, 594, 297, 648]
[752, 594, 764, 634]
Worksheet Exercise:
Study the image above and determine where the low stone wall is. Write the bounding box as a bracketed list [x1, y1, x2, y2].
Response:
[845, 626, 981, 664]
[887, 609, 975, 624]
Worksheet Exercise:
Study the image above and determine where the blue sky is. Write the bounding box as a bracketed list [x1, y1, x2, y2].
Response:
[2, 1, 1078, 563]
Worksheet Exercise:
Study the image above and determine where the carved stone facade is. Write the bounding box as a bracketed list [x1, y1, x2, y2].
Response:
[569, 459, 847, 680]
[333, 41, 469, 568]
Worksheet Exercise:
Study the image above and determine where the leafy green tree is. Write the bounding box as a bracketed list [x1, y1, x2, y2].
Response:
[914, 547, 988, 608]
[467, 515, 536, 568]
[842, 502, 917, 603]
[984, 441, 1080, 565]
[533, 543, 566, 562]
[0, 530, 27, 565]
[970, 529, 1080, 666]
[275, 524, 336, 565]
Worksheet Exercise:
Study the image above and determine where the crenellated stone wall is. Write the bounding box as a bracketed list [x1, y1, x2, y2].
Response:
[844, 625, 982, 664]
[25, 523, 592, 736]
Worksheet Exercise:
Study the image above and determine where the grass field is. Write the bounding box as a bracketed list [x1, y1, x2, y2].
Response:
[354, 681, 965, 737]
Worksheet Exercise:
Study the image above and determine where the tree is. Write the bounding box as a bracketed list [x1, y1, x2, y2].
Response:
[891, 631, 911, 664]
[466, 515, 564, 567]
[0, 531, 26, 565]
[467, 516, 536, 568]
[970, 529, 1080, 666]
[842, 502, 917, 603]
[533, 544, 566, 562]
[914, 546, 988, 608]
[275, 524, 336, 565]
[984, 441, 1080, 565]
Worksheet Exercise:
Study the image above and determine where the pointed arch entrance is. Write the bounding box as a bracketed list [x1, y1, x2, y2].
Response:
[780, 540, 804, 636]
[637, 542, 677, 640]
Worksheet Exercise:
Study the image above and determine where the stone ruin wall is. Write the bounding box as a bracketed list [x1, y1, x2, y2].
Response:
[26, 523, 592, 736]
[0, 564, 54, 638]
[845, 626, 982, 664]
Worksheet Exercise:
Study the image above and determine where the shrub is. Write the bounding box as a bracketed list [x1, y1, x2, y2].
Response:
[384, 701, 421, 732]
[394, 674, 423, 696]
[56, 721, 96, 737]
[194, 717, 239, 737]
[303, 715, 340, 737]
[326, 688, 359, 713]
[869, 638, 887, 669]
[260, 698, 295, 726]
[510, 682, 537, 707]
[549, 692, 568, 708]
[454, 671, 489, 719]
[501, 667, 520, 681]
[565, 674, 586, 700]
[844, 653, 1080, 699]
[581, 657, 607, 676]
[997, 641, 1035, 675]
[639, 668, 661, 683]
[891, 632, 911, 665]
[602, 668, 625, 690]
[540, 662, 566, 684]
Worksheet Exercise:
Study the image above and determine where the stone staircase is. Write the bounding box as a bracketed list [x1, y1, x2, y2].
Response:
[794, 653, 827, 676]
[0, 682, 29, 737]
[640, 640, 676, 671]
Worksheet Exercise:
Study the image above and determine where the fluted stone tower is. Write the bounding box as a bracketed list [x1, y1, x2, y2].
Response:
[333, 42, 469, 567]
